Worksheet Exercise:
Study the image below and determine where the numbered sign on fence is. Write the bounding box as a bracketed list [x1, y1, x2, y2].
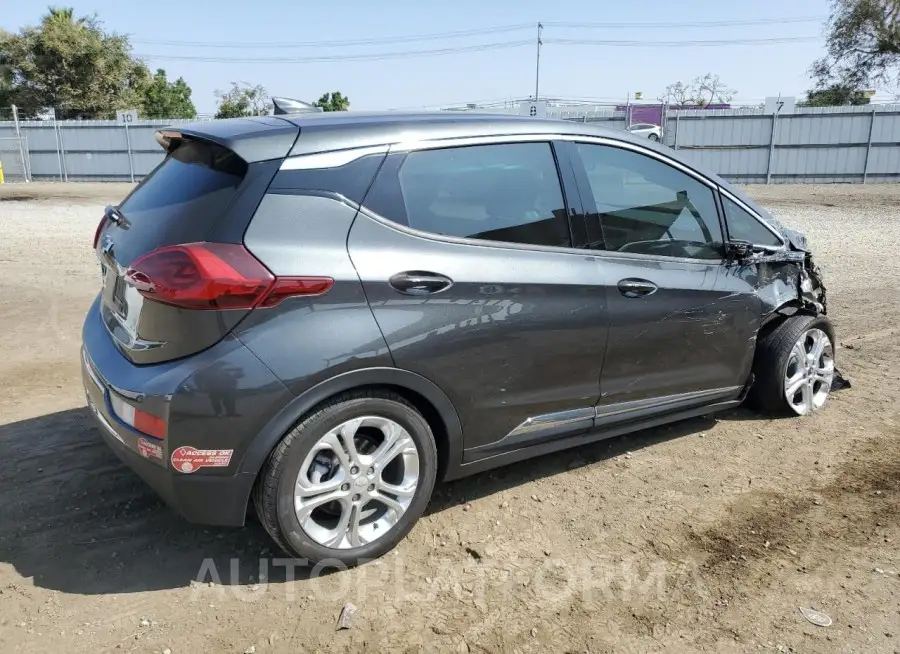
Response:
[116, 109, 138, 125]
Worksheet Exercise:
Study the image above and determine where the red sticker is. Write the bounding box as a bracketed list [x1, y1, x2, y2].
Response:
[137, 438, 163, 460]
[170, 446, 233, 473]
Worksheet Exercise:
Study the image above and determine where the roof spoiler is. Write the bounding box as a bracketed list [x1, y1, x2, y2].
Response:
[154, 129, 183, 152]
[272, 97, 323, 115]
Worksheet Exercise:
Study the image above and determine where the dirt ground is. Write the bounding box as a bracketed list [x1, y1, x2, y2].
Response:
[0, 182, 897, 654]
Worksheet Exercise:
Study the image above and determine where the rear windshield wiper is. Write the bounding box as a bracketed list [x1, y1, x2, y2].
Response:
[104, 205, 130, 229]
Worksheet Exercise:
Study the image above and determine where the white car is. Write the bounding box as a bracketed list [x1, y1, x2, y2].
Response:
[627, 123, 662, 141]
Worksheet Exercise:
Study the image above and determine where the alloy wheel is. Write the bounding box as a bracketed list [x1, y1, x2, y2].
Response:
[293, 416, 420, 549]
[783, 327, 834, 415]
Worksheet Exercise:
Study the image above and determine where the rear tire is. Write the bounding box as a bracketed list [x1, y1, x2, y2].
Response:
[253, 390, 438, 566]
[749, 314, 836, 416]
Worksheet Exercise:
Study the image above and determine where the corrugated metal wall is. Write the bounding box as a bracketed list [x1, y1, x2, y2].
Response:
[0, 108, 898, 183]
[0, 119, 204, 182]
[664, 106, 900, 184]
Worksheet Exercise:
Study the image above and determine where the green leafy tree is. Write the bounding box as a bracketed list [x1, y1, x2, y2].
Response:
[313, 91, 350, 112]
[0, 7, 148, 119]
[0, 30, 13, 108]
[801, 85, 872, 105]
[214, 82, 270, 119]
[140, 69, 196, 119]
[812, 0, 900, 90]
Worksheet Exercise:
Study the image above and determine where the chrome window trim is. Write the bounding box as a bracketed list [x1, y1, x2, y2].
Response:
[279, 145, 389, 170]
[390, 133, 719, 191]
[360, 204, 728, 265]
[718, 187, 787, 248]
[354, 206, 591, 258]
[381, 134, 730, 263]
[285, 132, 758, 263]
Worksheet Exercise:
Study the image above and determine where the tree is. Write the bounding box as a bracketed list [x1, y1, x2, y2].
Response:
[0, 30, 13, 107]
[658, 81, 695, 105]
[693, 73, 736, 106]
[140, 69, 196, 119]
[313, 91, 350, 112]
[812, 0, 900, 91]
[801, 84, 872, 105]
[214, 82, 270, 119]
[0, 7, 148, 119]
[658, 74, 736, 106]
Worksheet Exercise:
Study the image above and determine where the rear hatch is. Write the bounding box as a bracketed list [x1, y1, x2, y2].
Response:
[94, 118, 299, 364]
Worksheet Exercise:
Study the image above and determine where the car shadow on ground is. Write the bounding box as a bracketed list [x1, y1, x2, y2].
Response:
[0, 407, 715, 596]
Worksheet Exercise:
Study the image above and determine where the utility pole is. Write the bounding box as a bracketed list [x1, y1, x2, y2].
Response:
[534, 22, 543, 102]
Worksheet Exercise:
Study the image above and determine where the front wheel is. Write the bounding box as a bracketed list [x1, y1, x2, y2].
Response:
[749, 314, 836, 416]
[253, 390, 438, 565]
[648, 133, 660, 141]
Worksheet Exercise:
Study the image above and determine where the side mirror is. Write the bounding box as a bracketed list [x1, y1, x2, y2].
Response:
[726, 239, 754, 263]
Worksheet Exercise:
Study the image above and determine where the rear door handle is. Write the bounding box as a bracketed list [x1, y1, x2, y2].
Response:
[389, 271, 453, 295]
[617, 278, 658, 298]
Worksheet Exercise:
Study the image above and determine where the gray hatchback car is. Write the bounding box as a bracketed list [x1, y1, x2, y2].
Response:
[82, 111, 835, 564]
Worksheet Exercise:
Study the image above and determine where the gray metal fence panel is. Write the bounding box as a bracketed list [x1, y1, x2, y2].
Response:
[0, 137, 29, 181]
[779, 114, 871, 145]
[676, 116, 773, 147]
[872, 113, 900, 142]
[868, 145, 900, 178]
[28, 151, 64, 179]
[661, 107, 900, 183]
[2, 109, 899, 184]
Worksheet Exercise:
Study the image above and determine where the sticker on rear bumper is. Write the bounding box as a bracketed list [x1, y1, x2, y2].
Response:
[137, 438, 163, 461]
[171, 446, 233, 473]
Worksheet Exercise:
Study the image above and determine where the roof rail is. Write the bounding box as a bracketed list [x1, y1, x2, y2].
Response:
[272, 97, 324, 115]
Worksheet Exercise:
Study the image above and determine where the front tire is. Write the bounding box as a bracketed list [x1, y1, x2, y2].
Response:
[253, 390, 438, 565]
[749, 314, 836, 416]
[648, 133, 660, 142]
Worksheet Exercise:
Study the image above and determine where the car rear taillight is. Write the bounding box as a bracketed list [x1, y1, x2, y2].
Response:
[109, 393, 166, 439]
[260, 277, 335, 308]
[93, 215, 106, 249]
[124, 242, 333, 310]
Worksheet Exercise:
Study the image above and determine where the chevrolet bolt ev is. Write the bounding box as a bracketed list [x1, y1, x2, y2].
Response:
[82, 111, 834, 565]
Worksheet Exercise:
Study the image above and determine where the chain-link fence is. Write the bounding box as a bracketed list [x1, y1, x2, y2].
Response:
[0, 105, 32, 182]
[0, 136, 31, 182]
[0, 105, 212, 183]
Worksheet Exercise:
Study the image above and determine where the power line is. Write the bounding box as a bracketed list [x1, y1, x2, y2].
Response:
[136, 40, 533, 63]
[131, 24, 533, 49]
[544, 16, 824, 29]
[545, 36, 821, 47]
[130, 15, 825, 49]
[137, 34, 821, 64]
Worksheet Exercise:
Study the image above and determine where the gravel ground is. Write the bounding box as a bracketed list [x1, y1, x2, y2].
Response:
[0, 183, 898, 654]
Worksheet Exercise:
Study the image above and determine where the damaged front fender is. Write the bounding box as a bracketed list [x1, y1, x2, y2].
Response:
[736, 229, 827, 318]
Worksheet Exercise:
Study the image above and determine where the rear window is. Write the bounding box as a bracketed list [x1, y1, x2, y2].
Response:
[114, 140, 248, 265]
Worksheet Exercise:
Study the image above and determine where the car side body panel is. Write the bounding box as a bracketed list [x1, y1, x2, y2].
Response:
[347, 211, 610, 453]
[238, 192, 395, 395]
[594, 255, 760, 407]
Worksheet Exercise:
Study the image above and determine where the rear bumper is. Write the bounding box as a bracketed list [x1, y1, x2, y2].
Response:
[81, 296, 293, 526]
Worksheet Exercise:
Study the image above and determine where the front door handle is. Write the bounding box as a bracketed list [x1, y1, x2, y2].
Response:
[617, 278, 658, 298]
[389, 271, 453, 295]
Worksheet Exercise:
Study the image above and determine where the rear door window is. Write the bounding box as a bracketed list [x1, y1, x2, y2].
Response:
[113, 140, 247, 265]
[574, 142, 723, 259]
[393, 143, 572, 248]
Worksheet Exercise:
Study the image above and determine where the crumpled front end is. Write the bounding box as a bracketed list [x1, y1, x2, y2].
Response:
[752, 213, 828, 318]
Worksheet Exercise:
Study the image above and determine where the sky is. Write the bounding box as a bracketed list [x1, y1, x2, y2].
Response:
[3, 0, 846, 114]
